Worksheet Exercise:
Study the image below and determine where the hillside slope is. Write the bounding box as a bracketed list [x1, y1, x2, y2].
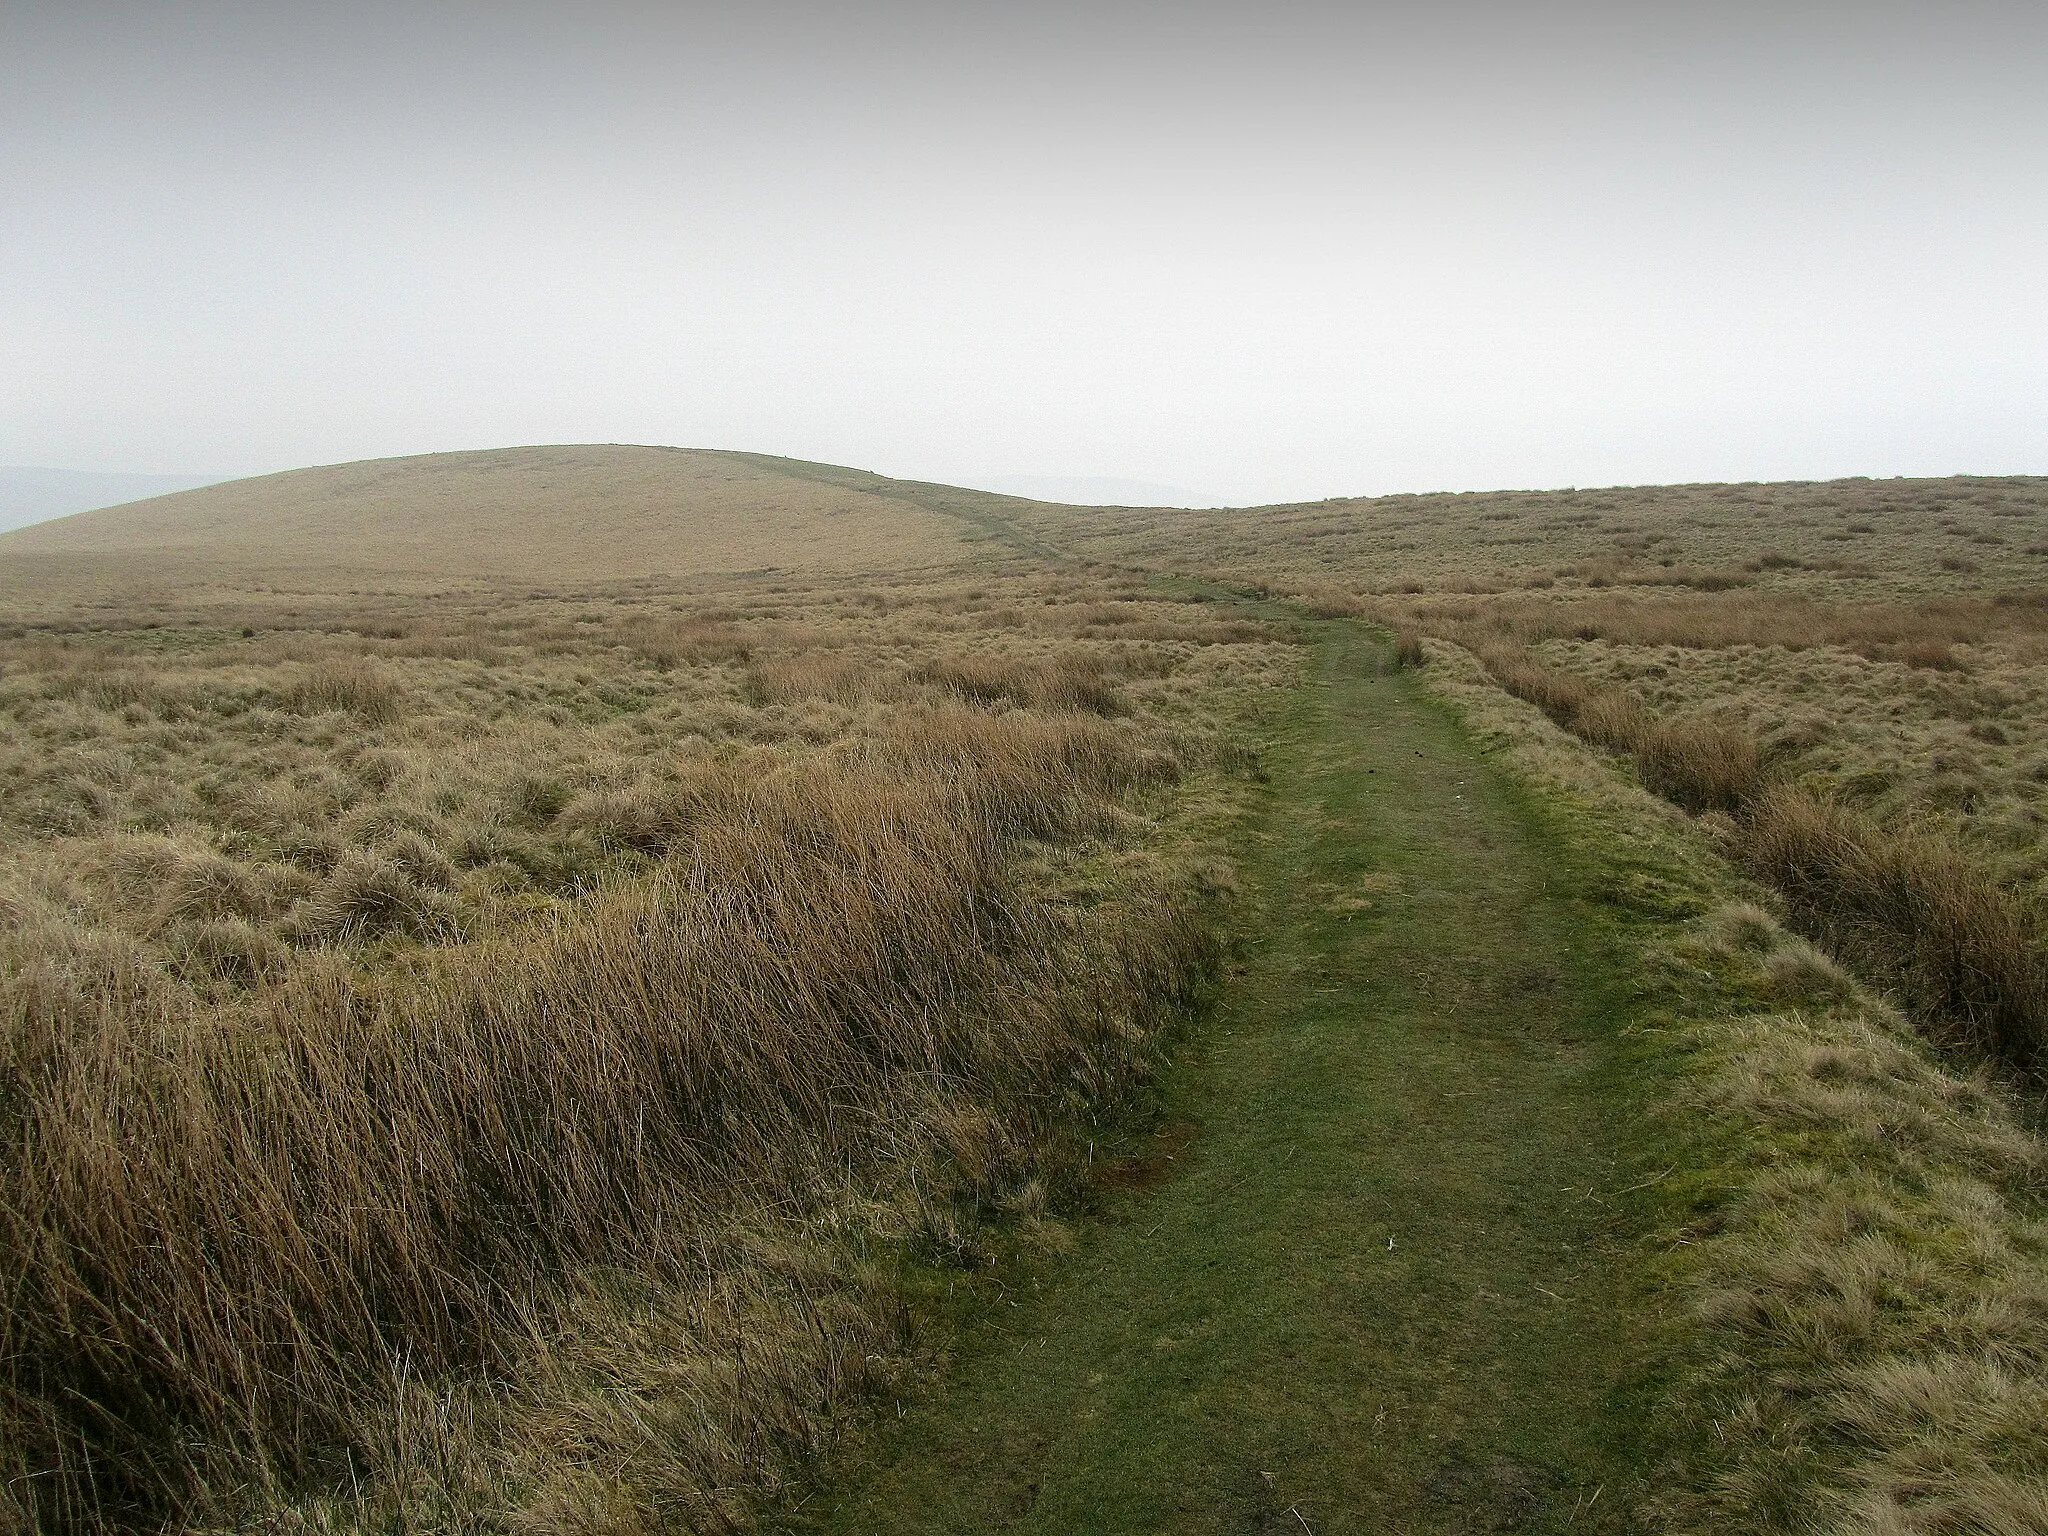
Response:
[0, 445, 1044, 605]
[994, 473, 2048, 594]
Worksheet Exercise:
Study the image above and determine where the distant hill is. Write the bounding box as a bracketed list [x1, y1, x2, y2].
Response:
[0, 467, 230, 533]
[0, 446, 1046, 601]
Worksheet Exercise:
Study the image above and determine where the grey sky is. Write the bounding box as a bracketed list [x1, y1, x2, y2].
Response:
[4, 1, 2044, 504]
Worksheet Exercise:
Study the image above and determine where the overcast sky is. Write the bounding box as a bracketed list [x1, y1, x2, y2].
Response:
[4, 1, 2044, 504]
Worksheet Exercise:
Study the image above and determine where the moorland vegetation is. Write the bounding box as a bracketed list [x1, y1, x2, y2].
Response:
[0, 468, 1292, 1530]
[1419, 644, 2048, 1534]
[1051, 474, 2048, 1075]
[1020, 470, 2048, 1531]
[7, 452, 2048, 1533]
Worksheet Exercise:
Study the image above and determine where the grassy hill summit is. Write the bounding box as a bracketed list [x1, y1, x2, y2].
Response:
[0, 445, 1055, 602]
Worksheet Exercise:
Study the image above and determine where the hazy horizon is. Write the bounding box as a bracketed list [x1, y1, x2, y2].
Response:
[5, 2, 2044, 505]
[0, 465, 233, 534]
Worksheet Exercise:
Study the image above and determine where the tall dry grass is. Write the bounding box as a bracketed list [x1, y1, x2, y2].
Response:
[914, 652, 1123, 715]
[1741, 786, 2048, 1072]
[0, 709, 1219, 1528]
[1635, 717, 1761, 815]
[623, 615, 753, 670]
[1465, 637, 2048, 1075]
[1473, 641, 1759, 809]
[0, 574, 1293, 1529]
[281, 657, 404, 721]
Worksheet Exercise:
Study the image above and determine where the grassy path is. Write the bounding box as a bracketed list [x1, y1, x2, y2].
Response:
[780, 623, 1665, 1534]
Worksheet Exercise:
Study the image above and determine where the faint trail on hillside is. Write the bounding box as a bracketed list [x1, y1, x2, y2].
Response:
[777, 623, 1656, 1535]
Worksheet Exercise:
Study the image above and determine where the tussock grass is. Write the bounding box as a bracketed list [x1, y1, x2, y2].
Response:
[282, 657, 403, 721]
[1665, 912, 2048, 1536]
[1473, 641, 1600, 732]
[0, 572, 1292, 1529]
[914, 651, 1123, 715]
[743, 649, 877, 705]
[1569, 687, 1649, 752]
[1409, 636, 2048, 1535]
[627, 615, 753, 670]
[1635, 716, 1761, 814]
[282, 845, 466, 944]
[1466, 637, 2048, 1077]
[0, 739, 1216, 1527]
[1742, 786, 2048, 1072]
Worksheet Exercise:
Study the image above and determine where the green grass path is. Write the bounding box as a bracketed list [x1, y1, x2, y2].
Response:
[781, 623, 1663, 1534]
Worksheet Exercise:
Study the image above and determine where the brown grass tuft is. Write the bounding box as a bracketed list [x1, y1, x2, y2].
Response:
[1572, 689, 1651, 753]
[742, 650, 878, 706]
[283, 657, 403, 722]
[1475, 642, 1594, 728]
[627, 617, 752, 670]
[1739, 786, 2048, 1071]
[1897, 639, 1966, 671]
[916, 653, 1124, 715]
[1635, 716, 1763, 814]
[284, 848, 466, 944]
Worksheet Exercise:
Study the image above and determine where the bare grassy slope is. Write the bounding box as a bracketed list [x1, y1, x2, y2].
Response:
[0, 445, 987, 600]
[1016, 473, 2048, 596]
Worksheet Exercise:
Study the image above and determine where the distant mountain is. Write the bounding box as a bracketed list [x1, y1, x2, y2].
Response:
[0, 445, 1041, 592]
[973, 474, 1229, 508]
[0, 467, 230, 533]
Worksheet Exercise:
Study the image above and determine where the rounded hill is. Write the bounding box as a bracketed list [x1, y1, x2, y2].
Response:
[0, 445, 1010, 597]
